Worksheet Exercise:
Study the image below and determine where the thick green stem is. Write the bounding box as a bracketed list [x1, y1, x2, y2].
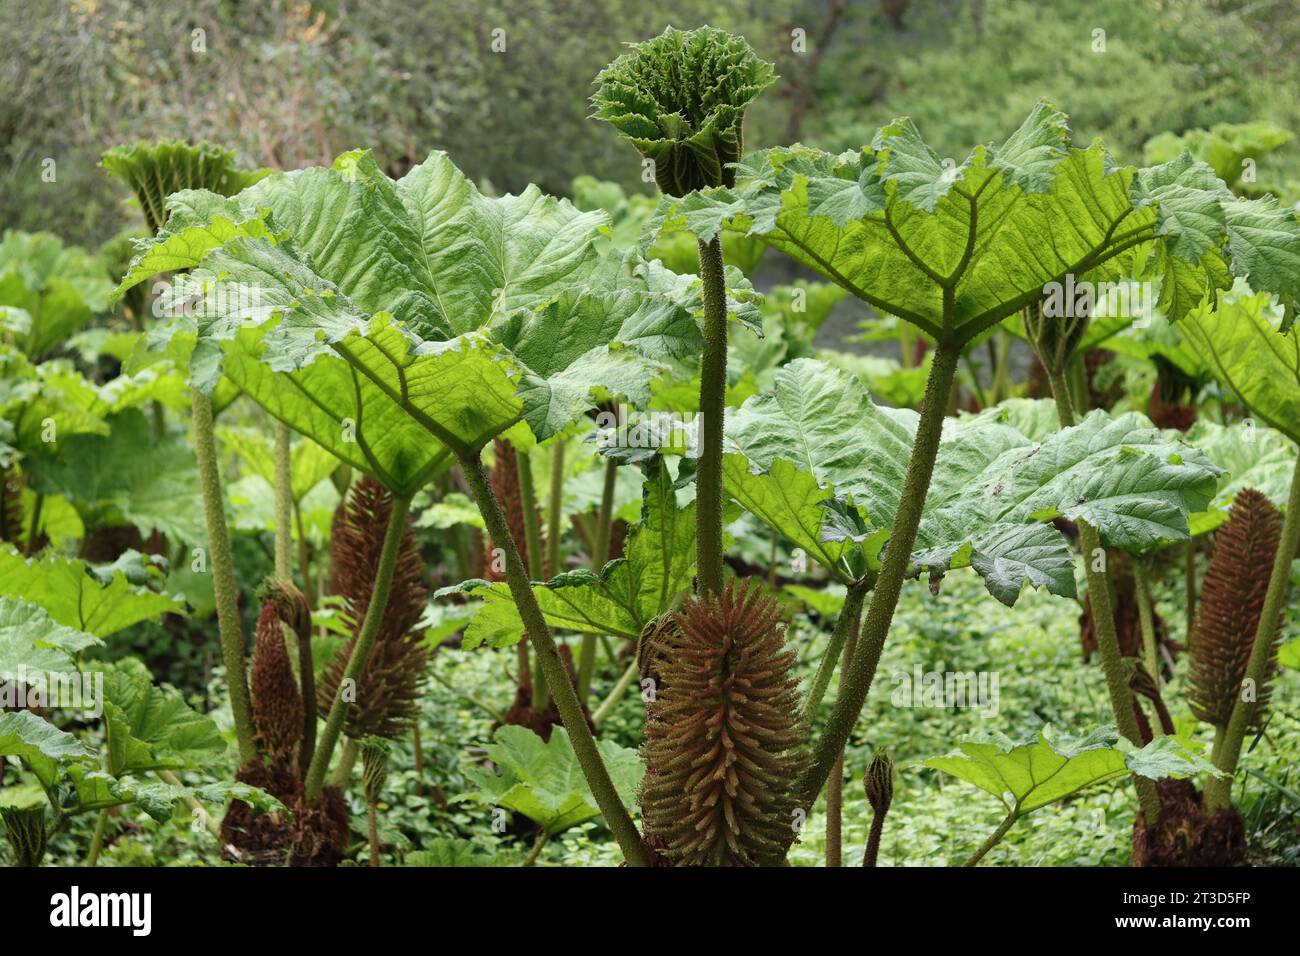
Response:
[367, 800, 381, 867]
[1204, 459, 1300, 811]
[462, 452, 649, 866]
[863, 810, 885, 867]
[1133, 559, 1160, 686]
[273, 421, 293, 581]
[962, 808, 1019, 866]
[516, 450, 544, 578]
[593, 455, 618, 567]
[522, 828, 549, 867]
[1045, 369, 1162, 823]
[825, 621, 858, 867]
[192, 388, 256, 765]
[304, 494, 410, 803]
[797, 344, 960, 805]
[695, 235, 728, 598]
[826, 751, 844, 867]
[86, 808, 109, 866]
[546, 440, 566, 578]
[800, 577, 870, 732]
[578, 456, 619, 699]
[328, 737, 360, 790]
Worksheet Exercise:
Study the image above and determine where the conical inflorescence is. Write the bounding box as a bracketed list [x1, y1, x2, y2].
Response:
[639, 579, 805, 866]
[317, 476, 430, 740]
[1187, 488, 1282, 730]
[250, 602, 304, 764]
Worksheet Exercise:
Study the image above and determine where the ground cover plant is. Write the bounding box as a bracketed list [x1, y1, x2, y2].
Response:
[2, 5, 1298, 875]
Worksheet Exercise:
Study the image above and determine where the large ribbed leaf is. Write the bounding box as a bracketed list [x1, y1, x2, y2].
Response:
[727, 359, 1071, 603]
[921, 726, 1219, 815]
[0, 546, 184, 637]
[0, 597, 101, 682]
[116, 151, 702, 493]
[0, 710, 91, 787]
[96, 658, 226, 775]
[663, 103, 1300, 340]
[1186, 420, 1298, 535]
[462, 725, 642, 835]
[1182, 289, 1300, 444]
[25, 408, 205, 544]
[721, 454, 860, 582]
[925, 408, 1223, 556]
[728, 359, 1220, 601]
[0, 230, 112, 359]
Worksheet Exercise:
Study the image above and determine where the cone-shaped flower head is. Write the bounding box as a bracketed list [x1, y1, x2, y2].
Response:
[250, 602, 304, 764]
[317, 477, 430, 740]
[864, 751, 894, 816]
[592, 26, 775, 197]
[639, 579, 805, 866]
[1188, 487, 1282, 730]
[360, 737, 392, 804]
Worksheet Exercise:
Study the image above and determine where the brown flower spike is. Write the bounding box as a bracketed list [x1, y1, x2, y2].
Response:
[317, 477, 430, 740]
[1187, 487, 1282, 730]
[250, 602, 304, 764]
[639, 579, 805, 866]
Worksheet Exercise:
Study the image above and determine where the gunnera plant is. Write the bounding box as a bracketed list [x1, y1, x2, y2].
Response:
[592, 26, 774, 598]
[1187, 488, 1282, 732]
[317, 476, 431, 741]
[1131, 489, 1280, 867]
[639, 579, 804, 866]
[249, 602, 304, 765]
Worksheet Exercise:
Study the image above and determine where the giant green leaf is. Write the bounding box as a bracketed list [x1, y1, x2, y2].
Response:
[0, 230, 112, 359]
[68, 775, 284, 823]
[921, 726, 1220, 815]
[729, 359, 1221, 599]
[0, 546, 184, 637]
[0, 710, 91, 788]
[0, 597, 101, 682]
[25, 408, 205, 544]
[117, 150, 704, 493]
[1186, 420, 1298, 535]
[1182, 289, 1300, 444]
[461, 725, 642, 835]
[727, 359, 1074, 603]
[96, 658, 226, 775]
[721, 454, 860, 582]
[677, 103, 1300, 342]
